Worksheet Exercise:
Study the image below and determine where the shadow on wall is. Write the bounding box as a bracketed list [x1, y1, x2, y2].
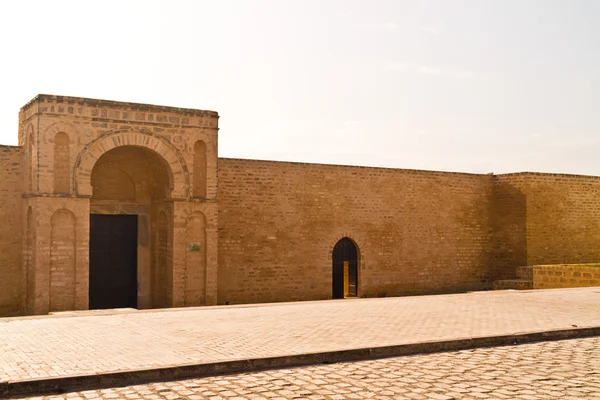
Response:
[490, 179, 527, 280]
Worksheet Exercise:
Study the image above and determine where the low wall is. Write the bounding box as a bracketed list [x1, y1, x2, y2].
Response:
[533, 264, 600, 289]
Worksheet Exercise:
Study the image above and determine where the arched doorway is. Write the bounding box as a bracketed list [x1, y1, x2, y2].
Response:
[89, 146, 172, 310]
[332, 238, 358, 299]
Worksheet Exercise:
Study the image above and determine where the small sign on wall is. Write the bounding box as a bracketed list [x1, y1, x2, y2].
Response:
[189, 243, 201, 252]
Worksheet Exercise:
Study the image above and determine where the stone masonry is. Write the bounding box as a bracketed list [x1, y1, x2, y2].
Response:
[2, 95, 219, 316]
[534, 264, 600, 289]
[1, 94, 600, 316]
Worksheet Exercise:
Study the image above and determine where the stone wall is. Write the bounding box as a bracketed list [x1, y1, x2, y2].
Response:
[0, 146, 22, 316]
[4, 94, 600, 317]
[489, 175, 528, 279]
[533, 264, 600, 289]
[4, 95, 221, 316]
[17, 94, 219, 200]
[217, 158, 495, 305]
[496, 173, 600, 266]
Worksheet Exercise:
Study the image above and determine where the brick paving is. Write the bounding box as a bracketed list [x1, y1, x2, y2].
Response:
[14, 336, 600, 399]
[1, 287, 600, 386]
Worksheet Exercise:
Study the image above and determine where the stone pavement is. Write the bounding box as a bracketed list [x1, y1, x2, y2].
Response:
[1, 287, 600, 396]
[14, 336, 600, 399]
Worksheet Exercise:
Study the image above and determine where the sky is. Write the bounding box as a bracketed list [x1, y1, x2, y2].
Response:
[0, 0, 599, 175]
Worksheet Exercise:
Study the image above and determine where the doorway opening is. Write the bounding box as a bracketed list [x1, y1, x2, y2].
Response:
[90, 145, 173, 309]
[89, 214, 138, 309]
[332, 237, 358, 299]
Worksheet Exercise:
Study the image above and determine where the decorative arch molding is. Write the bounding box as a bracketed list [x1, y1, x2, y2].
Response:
[73, 129, 190, 198]
[26, 125, 35, 192]
[54, 132, 71, 193]
[25, 124, 35, 145]
[43, 121, 79, 145]
[192, 140, 207, 198]
[49, 208, 77, 312]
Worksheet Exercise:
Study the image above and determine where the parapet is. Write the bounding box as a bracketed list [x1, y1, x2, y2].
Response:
[19, 94, 219, 130]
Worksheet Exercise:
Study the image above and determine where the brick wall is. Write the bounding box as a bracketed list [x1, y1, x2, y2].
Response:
[4, 95, 221, 316]
[489, 175, 528, 279]
[49, 209, 76, 311]
[0, 146, 23, 316]
[4, 94, 600, 316]
[533, 264, 600, 289]
[217, 158, 495, 305]
[496, 173, 600, 266]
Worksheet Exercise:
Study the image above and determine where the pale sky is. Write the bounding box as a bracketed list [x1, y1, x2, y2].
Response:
[1, 0, 599, 175]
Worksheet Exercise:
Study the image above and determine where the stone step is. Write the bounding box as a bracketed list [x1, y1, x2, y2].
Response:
[516, 266, 534, 280]
[492, 279, 533, 290]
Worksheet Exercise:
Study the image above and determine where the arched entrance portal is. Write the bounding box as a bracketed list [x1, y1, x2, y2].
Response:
[89, 146, 173, 310]
[332, 238, 358, 299]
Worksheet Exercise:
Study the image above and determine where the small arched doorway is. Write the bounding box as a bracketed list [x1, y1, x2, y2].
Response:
[332, 238, 358, 299]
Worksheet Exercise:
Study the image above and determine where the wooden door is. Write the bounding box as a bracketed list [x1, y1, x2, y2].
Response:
[332, 238, 358, 299]
[89, 214, 138, 309]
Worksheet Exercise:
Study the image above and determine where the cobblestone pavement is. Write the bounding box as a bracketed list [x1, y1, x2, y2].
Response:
[1, 287, 600, 384]
[15, 336, 600, 399]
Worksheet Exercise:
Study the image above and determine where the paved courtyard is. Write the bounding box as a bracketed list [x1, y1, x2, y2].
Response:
[1, 287, 600, 389]
[14, 336, 600, 399]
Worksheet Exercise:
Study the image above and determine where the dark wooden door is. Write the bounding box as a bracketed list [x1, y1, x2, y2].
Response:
[332, 238, 358, 299]
[89, 214, 138, 309]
